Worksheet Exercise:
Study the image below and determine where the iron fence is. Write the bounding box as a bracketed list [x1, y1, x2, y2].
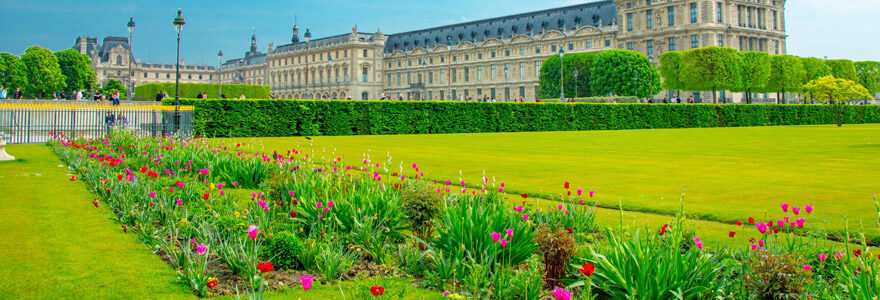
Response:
[0, 102, 194, 144]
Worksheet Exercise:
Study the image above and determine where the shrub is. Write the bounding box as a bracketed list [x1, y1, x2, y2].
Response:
[533, 225, 577, 287]
[262, 231, 304, 270]
[742, 250, 814, 299]
[400, 184, 442, 245]
[163, 99, 880, 138]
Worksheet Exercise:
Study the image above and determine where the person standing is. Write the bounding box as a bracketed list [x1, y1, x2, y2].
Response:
[0, 85, 6, 100]
[104, 112, 116, 133]
[116, 113, 127, 129]
[155, 90, 164, 102]
[13, 87, 22, 99]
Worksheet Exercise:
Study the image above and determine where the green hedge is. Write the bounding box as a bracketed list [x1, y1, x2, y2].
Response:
[135, 83, 270, 100]
[162, 99, 880, 137]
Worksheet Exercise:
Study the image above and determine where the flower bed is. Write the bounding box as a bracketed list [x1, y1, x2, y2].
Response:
[49, 131, 880, 299]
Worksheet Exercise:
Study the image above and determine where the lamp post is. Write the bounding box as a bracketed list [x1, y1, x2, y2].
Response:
[304, 28, 311, 98]
[648, 55, 654, 103]
[217, 50, 223, 99]
[127, 17, 135, 102]
[573, 69, 579, 99]
[172, 9, 185, 133]
[421, 60, 427, 101]
[504, 64, 509, 102]
[559, 48, 565, 102]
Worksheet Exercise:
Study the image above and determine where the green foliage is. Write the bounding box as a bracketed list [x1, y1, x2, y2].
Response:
[168, 99, 880, 138]
[742, 250, 814, 299]
[854, 61, 880, 95]
[532, 225, 577, 286]
[659, 51, 684, 91]
[737, 51, 771, 104]
[589, 49, 661, 98]
[54, 49, 96, 93]
[315, 242, 358, 281]
[0, 52, 28, 91]
[262, 231, 304, 270]
[102, 79, 127, 98]
[766, 55, 806, 103]
[400, 183, 442, 242]
[680, 47, 742, 103]
[826, 59, 860, 83]
[568, 96, 639, 103]
[802, 57, 832, 84]
[538, 52, 597, 99]
[803, 75, 873, 126]
[135, 82, 270, 100]
[21, 46, 66, 97]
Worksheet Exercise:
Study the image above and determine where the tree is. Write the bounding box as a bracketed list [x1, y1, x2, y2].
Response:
[21, 46, 65, 98]
[589, 49, 660, 99]
[801, 57, 831, 103]
[825, 59, 859, 83]
[55, 49, 96, 95]
[103, 79, 127, 98]
[854, 61, 880, 96]
[803, 75, 873, 126]
[680, 46, 741, 104]
[736, 51, 771, 104]
[659, 51, 684, 92]
[766, 55, 805, 104]
[0, 53, 28, 91]
[538, 52, 597, 99]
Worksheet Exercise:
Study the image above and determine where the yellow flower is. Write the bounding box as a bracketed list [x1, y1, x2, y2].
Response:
[180, 218, 189, 224]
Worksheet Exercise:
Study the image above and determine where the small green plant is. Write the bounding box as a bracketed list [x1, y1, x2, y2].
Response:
[316, 243, 359, 281]
[742, 250, 814, 299]
[262, 231, 304, 270]
[533, 225, 577, 287]
[401, 184, 442, 245]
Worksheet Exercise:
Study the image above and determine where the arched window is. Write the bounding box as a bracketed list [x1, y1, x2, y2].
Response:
[361, 91, 369, 100]
[116, 55, 122, 65]
[363, 49, 368, 57]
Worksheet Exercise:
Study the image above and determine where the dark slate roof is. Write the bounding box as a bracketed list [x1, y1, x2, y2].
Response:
[98, 36, 134, 63]
[384, 0, 615, 53]
[274, 33, 376, 52]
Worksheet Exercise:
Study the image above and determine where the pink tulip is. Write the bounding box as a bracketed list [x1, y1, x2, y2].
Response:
[289, 191, 295, 197]
[792, 207, 800, 215]
[803, 265, 811, 271]
[199, 169, 210, 175]
[149, 191, 156, 198]
[818, 254, 828, 262]
[176, 199, 183, 206]
[804, 205, 814, 213]
[317, 214, 323, 219]
[578, 199, 584, 205]
[196, 244, 207, 255]
[217, 183, 224, 189]
[777, 220, 785, 228]
[522, 214, 529, 221]
[220, 190, 225, 196]
[491, 232, 502, 242]
[177, 182, 185, 189]
[756, 223, 768, 233]
[316, 202, 323, 209]
[248, 225, 261, 239]
[498, 187, 504, 192]
[758, 239, 765, 247]
[835, 251, 844, 261]
[780, 203, 789, 212]
[299, 275, 314, 291]
[750, 244, 757, 250]
[324, 207, 330, 213]
[796, 218, 805, 228]
[551, 287, 572, 300]
[445, 180, 451, 186]
[500, 239, 509, 247]
[169, 187, 175, 192]
[500, 182, 505, 187]
[588, 191, 594, 198]
[576, 189, 583, 196]
[557, 204, 564, 210]
[506, 228, 513, 238]
[514, 206, 523, 213]
[327, 201, 334, 208]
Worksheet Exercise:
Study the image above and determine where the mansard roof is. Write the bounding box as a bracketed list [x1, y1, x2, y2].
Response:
[384, 0, 615, 53]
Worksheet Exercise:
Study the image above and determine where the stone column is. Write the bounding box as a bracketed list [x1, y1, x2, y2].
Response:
[0, 135, 15, 161]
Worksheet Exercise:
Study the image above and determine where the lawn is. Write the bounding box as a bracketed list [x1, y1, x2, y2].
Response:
[223, 124, 880, 243]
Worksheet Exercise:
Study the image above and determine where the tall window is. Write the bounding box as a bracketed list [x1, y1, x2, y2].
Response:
[691, 35, 699, 48]
[646, 10, 653, 29]
[491, 50, 496, 58]
[504, 63, 510, 80]
[627, 13, 634, 32]
[520, 46, 525, 55]
[464, 67, 469, 82]
[668, 6, 675, 26]
[647, 40, 654, 57]
[535, 61, 540, 77]
[429, 71, 433, 84]
[551, 44, 557, 52]
[605, 37, 611, 47]
[451, 69, 456, 83]
[520, 62, 525, 78]
[757, 9, 764, 28]
[627, 42, 634, 51]
[362, 67, 368, 82]
[116, 55, 122, 65]
[363, 49, 368, 57]
[491, 65, 496, 80]
[440, 70, 445, 83]
[536, 45, 541, 53]
[586, 40, 592, 49]
[568, 41, 574, 51]
[717, 34, 724, 47]
[669, 37, 676, 51]
[717, 2, 723, 23]
[690, 3, 698, 24]
[397, 73, 401, 86]
[772, 11, 778, 30]
[478, 66, 483, 81]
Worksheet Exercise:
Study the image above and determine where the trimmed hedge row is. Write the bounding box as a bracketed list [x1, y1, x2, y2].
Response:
[135, 83, 270, 100]
[163, 99, 880, 137]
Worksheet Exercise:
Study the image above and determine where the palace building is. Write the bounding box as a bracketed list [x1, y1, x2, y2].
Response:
[75, 0, 787, 102]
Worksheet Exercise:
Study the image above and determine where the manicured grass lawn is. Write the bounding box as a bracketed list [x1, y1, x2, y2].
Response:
[224, 124, 880, 243]
[0, 144, 193, 299]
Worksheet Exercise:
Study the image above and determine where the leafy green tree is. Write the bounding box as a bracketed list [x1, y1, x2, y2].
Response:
[736, 51, 770, 104]
[801, 57, 831, 103]
[538, 52, 597, 99]
[854, 61, 880, 96]
[21, 46, 65, 98]
[102, 79, 127, 98]
[589, 49, 660, 99]
[0, 53, 28, 92]
[803, 75, 873, 126]
[55, 49, 96, 95]
[659, 51, 684, 92]
[825, 59, 859, 84]
[766, 55, 805, 104]
[680, 46, 741, 104]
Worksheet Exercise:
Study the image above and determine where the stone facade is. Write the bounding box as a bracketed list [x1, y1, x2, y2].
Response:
[74, 0, 788, 102]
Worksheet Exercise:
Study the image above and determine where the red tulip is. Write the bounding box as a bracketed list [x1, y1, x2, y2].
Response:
[370, 285, 384, 296]
[566, 228, 573, 234]
[122, 225, 128, 233]
[659, 224, 668, 236]
[257, 262, 274, 273]
[854, 249, 862, 257]
[203, 193, 209, 200]
[579, 263, 595, 277]
[207, 278, 218, 288]
[729, 231, 736, 238]
[736, 221, 743, 226]
[117, 174, 124, 180]
[289, 211, 298, 218]
[521, 194, 528, 199]
[69, 175, 77, 181]
[106, 188, 111, 193]
[564, 182, 570, 189]
[139, 166, 148, 173]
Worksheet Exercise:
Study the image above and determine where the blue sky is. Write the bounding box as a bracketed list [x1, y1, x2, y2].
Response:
[0, 0, 877, 65]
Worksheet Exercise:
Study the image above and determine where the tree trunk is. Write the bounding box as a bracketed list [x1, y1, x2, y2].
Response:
[712, 88, 717, 104]
[746, 89, 752, 104]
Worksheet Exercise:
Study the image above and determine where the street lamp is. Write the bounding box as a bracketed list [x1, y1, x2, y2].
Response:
[421, 60, 427, 101]
[127, 17, 135, 102]
[573, 69, 579, 99]
[559, 48, 565, 102]
[304, 28, 311, 98]
[217, 49, 223, 99]
[173, 9, 185, 133]
[648, 55, 654, 103]
[504, 64, 509, 102]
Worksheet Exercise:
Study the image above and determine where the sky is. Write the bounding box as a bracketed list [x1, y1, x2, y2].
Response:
[0, 0, 878, 65]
